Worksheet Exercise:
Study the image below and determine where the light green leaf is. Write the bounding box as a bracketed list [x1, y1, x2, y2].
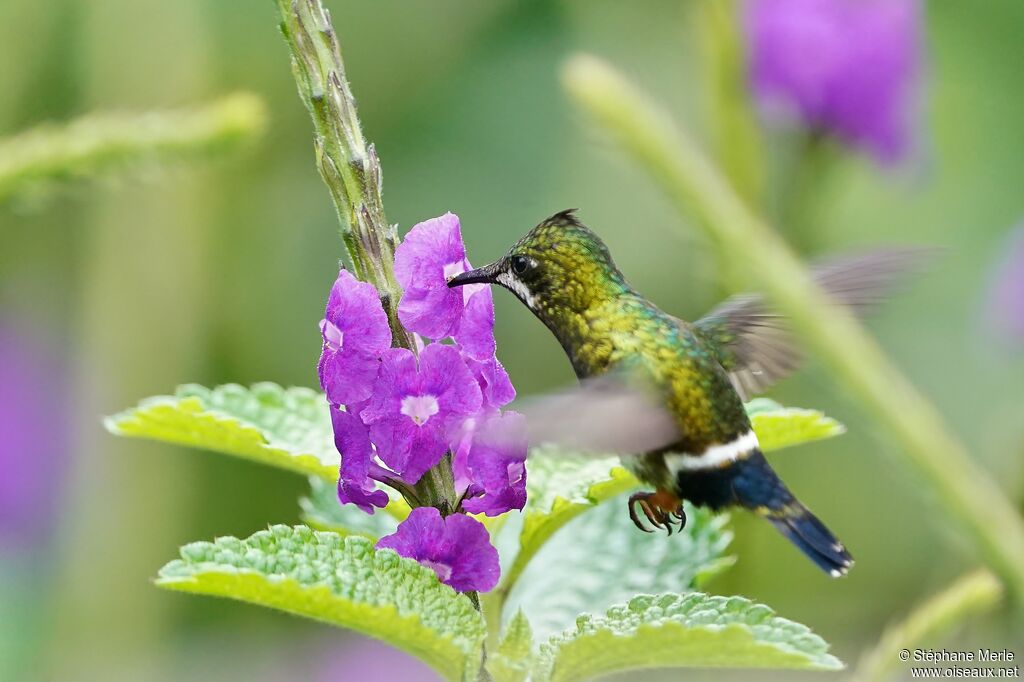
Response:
[486, 610, 535, 682]
[157, 525, 486, 682]
[746, 398, 846, 452]
[106, 383, 338, 480]
[535, 592, 843, 682]
[299, 476, 405, 539]
[507, 497, 734, 640]
[500, 452, 638, 596]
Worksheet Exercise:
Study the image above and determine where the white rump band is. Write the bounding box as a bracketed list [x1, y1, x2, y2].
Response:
[667, 430, 759, 472]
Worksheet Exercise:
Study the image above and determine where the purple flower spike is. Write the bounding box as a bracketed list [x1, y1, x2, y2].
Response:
[377, 507, 500, 592]
[362, 344, 482, 484]
[318, 269, 392, 406]
[456, 412, 528, 517]
[745, 0, 921, 162]
[332, 407, 389, 514]
[395, 213, 496, 360]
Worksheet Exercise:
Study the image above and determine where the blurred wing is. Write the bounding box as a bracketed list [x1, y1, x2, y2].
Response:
[506, 373, 680, 457]
[694, 247, 933, 400]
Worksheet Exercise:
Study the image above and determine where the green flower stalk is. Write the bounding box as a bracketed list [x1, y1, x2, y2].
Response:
[0, 92, 266, 205]
[275, 0, 413, 351]
[561, 53, 1024, 603]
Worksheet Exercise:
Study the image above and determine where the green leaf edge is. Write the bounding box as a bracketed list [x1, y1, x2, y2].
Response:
[156, 527, 485, 682]
[486, 610, 535, 682]
[748, 399, 846, 452]
[104, 383, 338, 481]
[536, 593, 843, 682]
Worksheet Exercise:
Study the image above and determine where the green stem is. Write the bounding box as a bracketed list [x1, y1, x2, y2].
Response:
[561, 53, 1024, 603]
[852, 569, 1003, 682]
[776, 130, 839, 253]
[697, 0, 765, 212]
[0, 93, 266, 205]
[275, 0, 457, 514]
[275, 0, 414, 351]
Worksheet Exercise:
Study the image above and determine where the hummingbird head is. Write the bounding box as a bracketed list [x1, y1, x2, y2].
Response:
[447, 209, 628, 320]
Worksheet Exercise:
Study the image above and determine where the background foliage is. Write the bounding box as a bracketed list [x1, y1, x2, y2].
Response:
[2, 0, 1023, 680]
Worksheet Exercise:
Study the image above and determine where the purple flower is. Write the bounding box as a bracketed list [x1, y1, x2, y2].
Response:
[318, 269, 392, 406]
[312, 636, 439, 682]
[454, 412, 528, 517]
[745, 0, 921, 162]
[377, 506, 500, 592]
[985, 225, 1024, 343]
[361, 344, 482, 484]
[395, 213, 496, 361]
[332, 407, 390, 514]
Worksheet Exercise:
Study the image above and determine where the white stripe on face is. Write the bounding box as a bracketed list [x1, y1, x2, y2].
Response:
[665, 430, 759, 472]
[496, 271, 536, 308]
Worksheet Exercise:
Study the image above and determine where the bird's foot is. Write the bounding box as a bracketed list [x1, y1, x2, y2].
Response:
[628, 489, 686, 536]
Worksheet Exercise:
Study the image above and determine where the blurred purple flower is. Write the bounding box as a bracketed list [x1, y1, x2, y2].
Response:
[745, 0, 921, 162]
[0, 323, 65, 550]
[395, 213, 496, 361]
[317, 269, 391, 406]
[985, 225, 1024, 343]
[331, 407, 390, 514]
[361, 344, 482, 484]
[454, 412, 528, 517]
[312, 636, 440, 682]
[377, 506, 500, 592]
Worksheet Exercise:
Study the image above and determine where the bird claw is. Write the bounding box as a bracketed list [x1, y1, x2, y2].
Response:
[628, 491, 686, 536]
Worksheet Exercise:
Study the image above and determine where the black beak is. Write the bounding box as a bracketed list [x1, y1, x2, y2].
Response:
[447, 261, 500, 288]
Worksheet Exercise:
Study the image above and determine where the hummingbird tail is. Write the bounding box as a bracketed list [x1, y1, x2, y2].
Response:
[764, 504, 854, 577]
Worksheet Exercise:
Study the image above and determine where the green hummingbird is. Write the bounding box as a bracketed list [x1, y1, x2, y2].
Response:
[449, 209, 921, 577]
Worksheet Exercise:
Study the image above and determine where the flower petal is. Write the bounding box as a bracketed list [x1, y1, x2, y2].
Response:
[395, 213, 468, 339]
[377, 507, 500, 593]
[361, 348, 418, 425]
[324, 269, 392, 356]
[331, 407, 389, 514]
[318, 269, 391, 405]
[454, 287, 497, 361]
[318, 349, 381, 406]
[465, 353, 516, 412]
[418, 343, 483, 419]
[457, 412, 528, 517]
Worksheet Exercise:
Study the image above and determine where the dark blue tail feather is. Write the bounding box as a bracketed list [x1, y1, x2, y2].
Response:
[766, 506, 854, 577]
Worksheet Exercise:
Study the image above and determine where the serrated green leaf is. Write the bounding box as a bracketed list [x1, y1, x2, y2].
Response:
[299, 476, 404, 539]
[157, 525, 485, 681]
[486, 610, 535, 682]
[507, 497, 734, 640]
[535, 592, 842, 681]
[106, 383, 338, 480]
[745, 398, 846, 451]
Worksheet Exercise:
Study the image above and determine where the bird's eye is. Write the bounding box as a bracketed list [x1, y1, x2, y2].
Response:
[510, 255, 531, 275]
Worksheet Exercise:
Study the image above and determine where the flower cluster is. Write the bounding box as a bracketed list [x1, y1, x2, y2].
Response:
[744, 0, 920, 163]
[317, 213, 523, 592]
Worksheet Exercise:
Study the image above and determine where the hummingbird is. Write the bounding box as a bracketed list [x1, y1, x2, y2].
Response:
[448, 209, 922, 577]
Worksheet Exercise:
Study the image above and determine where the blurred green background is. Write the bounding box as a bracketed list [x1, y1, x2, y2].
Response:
[2, 0, 1023, 680]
